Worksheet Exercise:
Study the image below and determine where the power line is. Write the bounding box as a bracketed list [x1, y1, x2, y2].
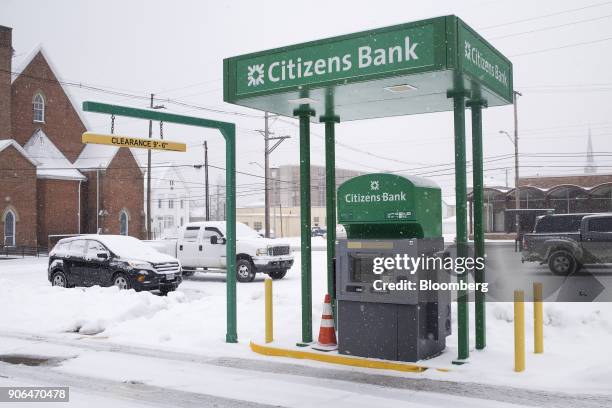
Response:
[489, 13, 612, 40]
[509, 36, 612, 57]
[478, 1, 612, 30]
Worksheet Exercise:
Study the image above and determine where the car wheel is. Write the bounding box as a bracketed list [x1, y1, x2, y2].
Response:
[51, 271, 67, 287]
[236, 259, 256, 283]
[268, 269, 287, 280]
[548, 250, 576, 275]
[113, 273, 131, 290]
[182, 269, 195, 278]
[160, 287, 175, 296]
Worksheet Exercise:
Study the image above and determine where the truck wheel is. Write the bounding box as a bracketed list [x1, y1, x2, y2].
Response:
[236, 259, 256, 282]
[268, 270, 287, 280]
[548, 250, 576, 275]
[182, 269, 195, 278]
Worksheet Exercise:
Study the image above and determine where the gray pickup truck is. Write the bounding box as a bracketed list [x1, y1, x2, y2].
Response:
[522, 213, 612, 275]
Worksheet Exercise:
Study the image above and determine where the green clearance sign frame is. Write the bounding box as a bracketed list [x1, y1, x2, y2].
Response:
[82, 101, 239, 344]
[224, 15, 513, 362]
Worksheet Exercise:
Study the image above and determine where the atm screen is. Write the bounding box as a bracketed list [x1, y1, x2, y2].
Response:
[349, 253, 390, 283]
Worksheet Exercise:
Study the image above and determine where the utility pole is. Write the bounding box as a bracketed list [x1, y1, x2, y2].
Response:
[204, 141, 210, 221]
[264, 112, 270, 237]
[513, 91, 522, 246]
[216, 183, 220, 221]
[257, 113, 290, 238]
[147, 94, 153, 240]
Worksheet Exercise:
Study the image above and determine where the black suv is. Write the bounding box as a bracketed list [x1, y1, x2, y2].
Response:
[48, 235, 182, 295]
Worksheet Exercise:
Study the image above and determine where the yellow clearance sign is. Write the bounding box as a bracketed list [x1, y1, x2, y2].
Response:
[82, 132, 187, 152]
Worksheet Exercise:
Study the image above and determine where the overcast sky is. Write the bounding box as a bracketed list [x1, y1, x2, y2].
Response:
[2, 0, 611, 204]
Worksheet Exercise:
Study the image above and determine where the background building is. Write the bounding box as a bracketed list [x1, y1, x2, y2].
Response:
[237, 203, 327, 238]
[467, 138, 611, 237]
[0, 25, 144, 248]
[147, 166, 192, 239]
[269, 164, 363, 207]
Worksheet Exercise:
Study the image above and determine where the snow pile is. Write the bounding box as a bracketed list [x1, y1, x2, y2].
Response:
[0, 277, 187, 335]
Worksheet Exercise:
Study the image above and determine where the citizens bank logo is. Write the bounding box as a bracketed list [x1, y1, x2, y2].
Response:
[463, 40, 508, 87]
[370, 180, 380, 191]
[247, 64, 265, 87]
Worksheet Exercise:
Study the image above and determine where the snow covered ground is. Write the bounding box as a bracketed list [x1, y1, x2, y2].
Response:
[0, 254, 611, 406]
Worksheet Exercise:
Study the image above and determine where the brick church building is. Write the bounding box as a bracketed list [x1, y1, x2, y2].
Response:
[0, 25, 144, 248]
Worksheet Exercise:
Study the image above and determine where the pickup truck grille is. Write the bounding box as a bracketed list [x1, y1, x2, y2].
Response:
[153, 261, 181, 274]
[268, 246, 290, 256]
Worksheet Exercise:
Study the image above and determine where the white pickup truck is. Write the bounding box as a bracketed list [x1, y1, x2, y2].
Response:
[146, 221, 294, 282]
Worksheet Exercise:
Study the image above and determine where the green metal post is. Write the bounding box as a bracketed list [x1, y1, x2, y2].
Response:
[468, 99, 487, 350]
[223, 125, 237, 343]
[449, 91, 469, 362]
[320, 115, 340, 313]
[294, 105, 315, 344]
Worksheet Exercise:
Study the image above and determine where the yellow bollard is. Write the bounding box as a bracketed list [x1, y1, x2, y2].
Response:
[265, 277, 273, 343]
[514, 290, 525, 372]
[534, 282, 543, 354]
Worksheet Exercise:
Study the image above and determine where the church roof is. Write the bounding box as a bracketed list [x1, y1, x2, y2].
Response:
[23, 129, 85, 181]
[12, 44, 91, 130]
[73, 143, 144, 175]
[0, 139, 39, 167]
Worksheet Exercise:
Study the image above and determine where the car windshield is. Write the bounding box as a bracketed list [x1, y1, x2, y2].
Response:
[93, 235, 163, 259]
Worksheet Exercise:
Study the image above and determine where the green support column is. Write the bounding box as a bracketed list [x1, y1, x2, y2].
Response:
[294, 105, 315, 345]
[223, 124, 238, 343]
[320, 115, 340, 313]
[448, 90, 469, 362]
[468, 99, 487, 350]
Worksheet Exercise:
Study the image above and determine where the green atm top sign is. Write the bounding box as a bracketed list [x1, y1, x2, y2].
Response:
[337, 174, 442, 239]
[224, 16, 513, 121]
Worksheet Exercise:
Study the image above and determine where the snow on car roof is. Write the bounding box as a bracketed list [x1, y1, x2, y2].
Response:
[61, 234, 173, 260]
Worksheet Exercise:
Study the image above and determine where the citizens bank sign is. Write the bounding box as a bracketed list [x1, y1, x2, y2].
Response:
[235, 24, 436, 95]
[224, 16, 514, 111]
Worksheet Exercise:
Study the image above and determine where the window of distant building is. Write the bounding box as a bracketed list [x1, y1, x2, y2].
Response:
[33, 92, 45, 123]
[3, 209, 16, 246]
[158, 199, 162, 209]
[180, 200, 184, 209]
[119, 209, 129, 236]
[169, 199, 174, 209]
[254, 221, 262, 231]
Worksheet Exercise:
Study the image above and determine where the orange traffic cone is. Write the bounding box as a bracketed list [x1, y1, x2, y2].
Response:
[315, 294, 337, 351]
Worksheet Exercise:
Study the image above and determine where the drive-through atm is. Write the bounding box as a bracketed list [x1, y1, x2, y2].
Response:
[335, 173, 451, 362]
